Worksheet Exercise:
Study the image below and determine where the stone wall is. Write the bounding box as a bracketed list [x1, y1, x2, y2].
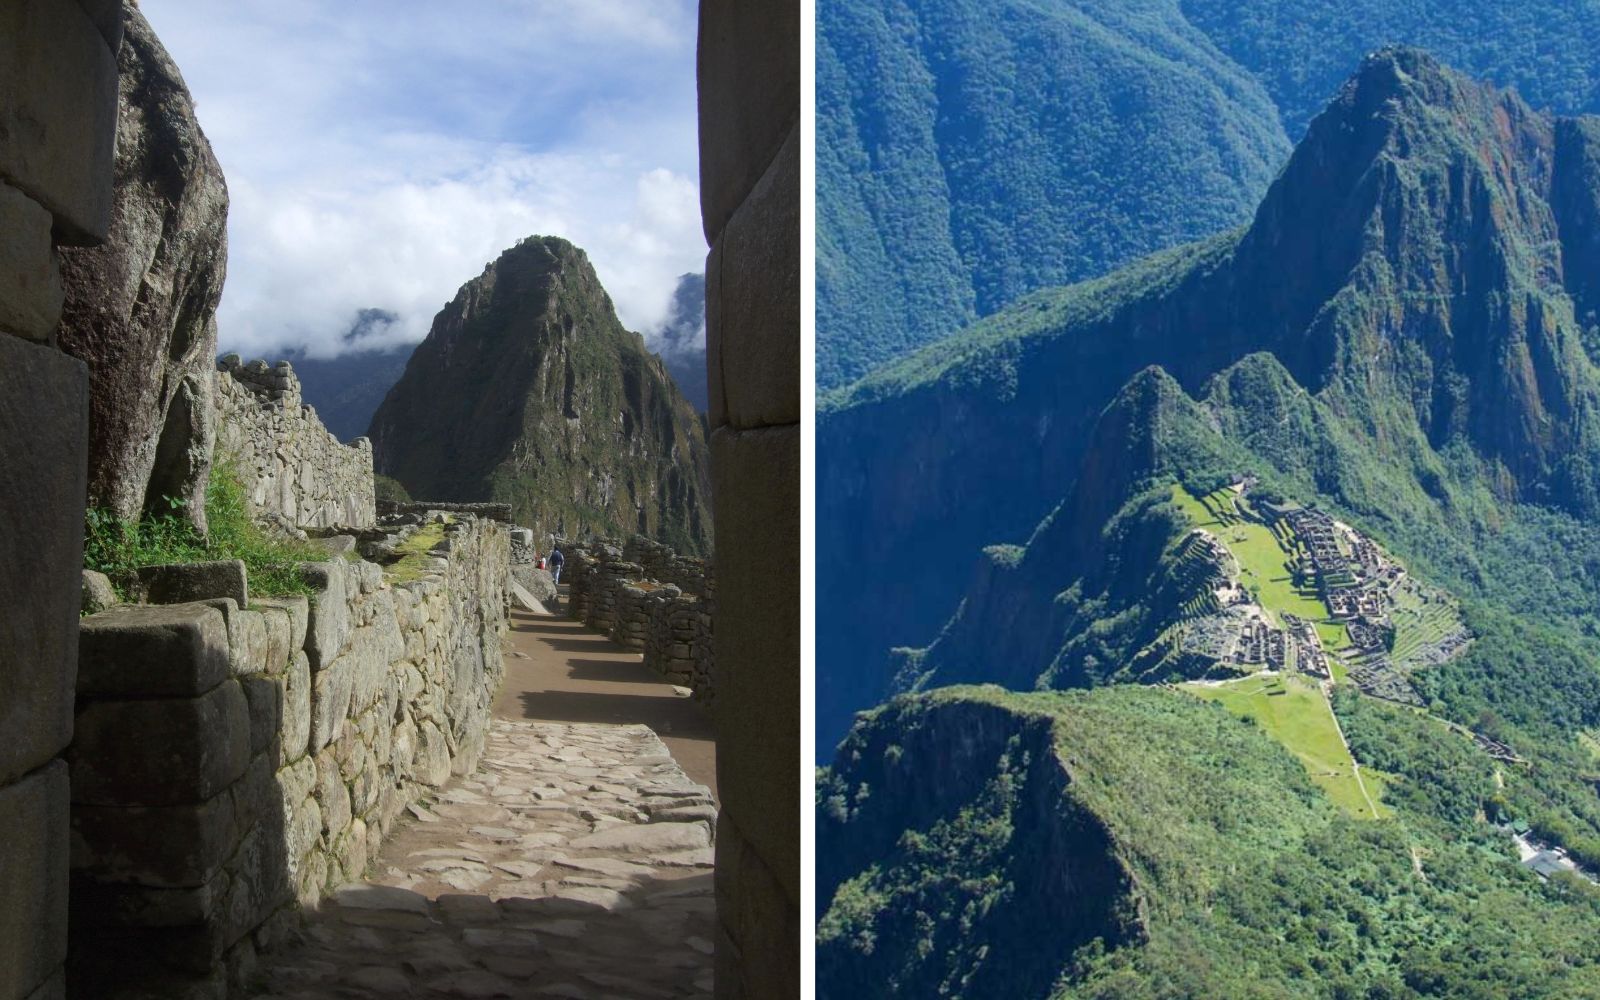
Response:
[0, 4, 122, 998]
[698, 0, 801, 993]
[623, 534, 712, 595]
[565, 540, 717, 702]
[640, 586, 715, 701]
[214, 356, 376, 530]
[67, 516, 508, 998]
[377, 499, 513, 523]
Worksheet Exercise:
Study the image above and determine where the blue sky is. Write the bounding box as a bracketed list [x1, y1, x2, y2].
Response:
[140, 0, 705, 359]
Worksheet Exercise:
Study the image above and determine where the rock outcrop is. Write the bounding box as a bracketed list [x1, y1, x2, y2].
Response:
[818, 690, 1142, 998]
[55, 1, 228, 534]
[368, 236, 712, 555]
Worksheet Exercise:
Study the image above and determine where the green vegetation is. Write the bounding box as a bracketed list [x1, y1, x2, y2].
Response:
[819, 44, 1600, 998]
[1188, 674, 1385, 819]
[84, 460, 320, 599]
[819, 0, 1600, 389]
[821, 686, 1600, 999]
[817, 0, 1288, 389]
[382, 522, 449, 583]
[373, 472, 412, 503]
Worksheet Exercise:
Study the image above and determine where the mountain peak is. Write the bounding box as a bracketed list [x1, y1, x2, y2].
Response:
[369, 238, 712, 552]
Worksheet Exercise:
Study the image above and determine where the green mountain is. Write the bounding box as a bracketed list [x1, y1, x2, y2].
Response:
[368, 236, 712, 554]
[817, 0, 1289, 388]
[818, 48, 1600, 755]
[819, 0, 1600, 390]
[820, 686, 1600, 998]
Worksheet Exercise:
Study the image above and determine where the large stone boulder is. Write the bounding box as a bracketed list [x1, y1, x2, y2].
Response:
[55, 1, 228, 534]
[511, 565, 557, 604]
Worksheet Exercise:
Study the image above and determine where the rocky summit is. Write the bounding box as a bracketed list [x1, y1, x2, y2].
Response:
[368, 237, 713, 555]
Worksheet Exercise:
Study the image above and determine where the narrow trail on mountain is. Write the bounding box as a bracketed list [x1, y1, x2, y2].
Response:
[1322, 682, 1381, 821]
[250, 595, 718, 999]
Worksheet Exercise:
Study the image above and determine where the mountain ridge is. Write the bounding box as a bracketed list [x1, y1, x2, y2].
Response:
[819, 48, 1600, 753]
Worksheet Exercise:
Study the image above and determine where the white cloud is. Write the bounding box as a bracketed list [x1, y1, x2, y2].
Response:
[138, 0, 705, 360]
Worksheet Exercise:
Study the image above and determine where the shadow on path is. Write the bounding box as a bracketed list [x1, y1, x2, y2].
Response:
[247, 607, 719, 999]
[497, 607, 716, 799]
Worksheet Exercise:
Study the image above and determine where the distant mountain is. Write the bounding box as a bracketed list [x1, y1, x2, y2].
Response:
[282, 310, 413, 444]
[817, 0, 1289, 388]
[818, 51, 1600, 996]
[369, 236, 712, 554]
[654, 273, 708, 414]
[819, 0, 1600, 389]
[819, 48, 1600, 754]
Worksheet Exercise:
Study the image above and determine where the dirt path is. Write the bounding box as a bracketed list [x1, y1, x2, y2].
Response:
[250, 599, 718, 999]
[496, 604, 717, 799]
[1320, 680, 1381, 821]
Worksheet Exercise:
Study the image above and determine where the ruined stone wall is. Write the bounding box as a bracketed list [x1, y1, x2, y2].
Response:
[640, 587, 715, 703]
[623, 534, 711, 594]
[565, 541, 717, 702]
[68, 517, 508, 998]
[698, 0, 801, 993]
[377, 499, 513, 523]
[214, 356, 376, 530]
[0, 4, 122, 998]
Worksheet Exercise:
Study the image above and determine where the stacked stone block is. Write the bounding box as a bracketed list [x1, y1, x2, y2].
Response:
[612, 582, 654, 649]
[563, 545, 601, 622]
[588, 559, 644, 639]
[69, 602, 289, 999]
[623, 534, 712, 595]
[699, 0, 800, 993]
[0, 4, 122, 998]
[67, 516, 508, 998]
[565, 539, 718, 702]
[214, 357, 376, 531]
[641, 587, 716, 703]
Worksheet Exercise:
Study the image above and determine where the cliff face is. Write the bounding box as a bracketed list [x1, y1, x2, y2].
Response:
[55, 1, 228, 533]
[816, 0, 1292, 389]
[817, 692, 1143, 999]
[368, 237, 712, 554]
[818, 684, 1343, 998]
[818, 49, 1600, 752]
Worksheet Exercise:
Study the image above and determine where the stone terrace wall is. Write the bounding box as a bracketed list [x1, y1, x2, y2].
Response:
[699, 0, 801, 992]
[215, 356, 376, 530]
[0, 4, 122, 999]
[67, 516, 508, 998]
[566, 540, 717, 703]
[377, 499, 513, 523]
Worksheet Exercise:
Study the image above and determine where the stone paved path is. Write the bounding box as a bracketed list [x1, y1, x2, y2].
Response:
[251, 719, 717, 999]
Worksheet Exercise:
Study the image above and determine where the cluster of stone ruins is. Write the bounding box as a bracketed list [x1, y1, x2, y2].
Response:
[1178, 487, 1473, 705]
[564, 536, 717, 703]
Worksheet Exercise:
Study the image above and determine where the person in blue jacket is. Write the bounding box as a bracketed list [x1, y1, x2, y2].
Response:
[548, 546, 565, 584]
